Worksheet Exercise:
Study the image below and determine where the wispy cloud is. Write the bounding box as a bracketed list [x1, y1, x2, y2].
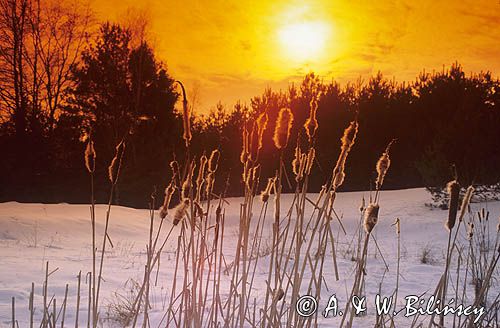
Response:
[94, 0, 500, 112]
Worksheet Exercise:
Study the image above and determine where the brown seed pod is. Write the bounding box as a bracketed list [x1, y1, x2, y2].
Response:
[273, 108, 294, 149]
[159, 184, 175, 219]
[445, 180, 460, 230]
[173, 199, 189, 226]
[363, 203, 380, 234]
[108, 140, 125, 184]
[84, 139, 96, 173]
[273, 287, 284, 302]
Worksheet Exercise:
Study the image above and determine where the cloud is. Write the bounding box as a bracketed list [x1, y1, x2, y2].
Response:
[93, 0, 500, 112]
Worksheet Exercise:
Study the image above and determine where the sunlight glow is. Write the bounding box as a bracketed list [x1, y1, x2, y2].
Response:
[278, 21, 331, 62]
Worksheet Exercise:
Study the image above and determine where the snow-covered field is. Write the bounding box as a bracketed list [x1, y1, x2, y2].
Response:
[0, 188, 498, 327]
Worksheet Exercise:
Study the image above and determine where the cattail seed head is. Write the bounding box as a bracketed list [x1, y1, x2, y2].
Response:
[273, 108, 294, 149]
[304, 96, 319, 141]
[292, 144, 301, 177]
[363, 203, 380, 234]
[445, 180, 461, 230]
[375, 140, 395, 190]
[305, 147, 315, 175]
[273, 287, 284, 302]
[205, 172, 214, 197]
[260, 177, 275, 203]
[84, 140, 96, 173]
[298, 153, 307, 179]
[359, 196, 365, 213]
[332, 121, 359, 190]
[170, 160, 179, 177]
[160, 184, 175, 219]
[173, 199, 189, 225]
[256, 112, 268, 151]
[342, 121, 358, 150]
[177, 81, 191, 147]
[196, 155, 208, 200]
[467, 222, 474, 240]
[108, 140, 125, 184]
[182, 163, 196, 199]
[240, 126, 249, 164]
[208, 149, 220, 173]
[458, 186, 474, 222]
[194, 201, 204, 219]
[332, 171, 345, 191]
[215, 205, 222, 224]
[196, 156, 208, 187]
[393, 218, 400, 235]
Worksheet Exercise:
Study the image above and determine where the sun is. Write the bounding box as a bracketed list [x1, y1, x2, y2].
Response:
[278, 21, 331, 63]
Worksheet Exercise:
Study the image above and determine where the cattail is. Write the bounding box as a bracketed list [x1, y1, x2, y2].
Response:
[273, 287, 284, 302]
[445, 180, 461, 230]
[273, 108, 294, 149]
[173, 199, 189, 225]
[242, 160, 251, 188]
[342, 121, 358, 150]
[467, 222, 474, 240]
[240, 125, 249, 164]
[84, 140, 96, 173]
[215, 205, 222, 224]
[196, 155, 208, 199]
[304, 96, 319, 141]
[194, 201, 204, 219]
[332, 171, 345, 191]
[182, 164, 196, 199]
[363, 203, 380, 234]
[196, 156, 208, 185]
[319, 184, 327, 200]
[305, 147, 315, 175]
[256, 112, 268, 151]
[292, 144, 302, 178]
[252, 165, 259, 183]
[260, 178, 275, 203]
[458, 186, 474, 221]
[208, 149, 220, 173]
[393, 217, 400, 234]
[359, 196, 365, 213]
[177, 81, 191, 147]
[170, 160, 179, 178]
[205, 172, 214, 197]
[300, 153, 307, 177]
[108, 140, 125, 184]
[332, 121, 359, 190]
[375, 140, 395, 190]
[160, 184, 175, 219]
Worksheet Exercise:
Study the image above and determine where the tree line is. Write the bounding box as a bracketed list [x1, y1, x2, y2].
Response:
[1, 0, 499, 207]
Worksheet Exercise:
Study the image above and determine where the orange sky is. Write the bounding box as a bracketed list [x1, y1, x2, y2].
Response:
[93, 0, 500, 114]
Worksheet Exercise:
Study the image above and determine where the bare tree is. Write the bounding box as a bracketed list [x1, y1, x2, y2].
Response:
[0, 0, 30, 139]
[0, 0, 93, 137]
[31, 0, 93, 132]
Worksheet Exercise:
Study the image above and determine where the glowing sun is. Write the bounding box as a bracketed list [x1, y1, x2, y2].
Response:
[278, 21, 331, 62]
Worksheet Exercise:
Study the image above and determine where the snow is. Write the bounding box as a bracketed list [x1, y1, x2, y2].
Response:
[0, 188, 498, 327]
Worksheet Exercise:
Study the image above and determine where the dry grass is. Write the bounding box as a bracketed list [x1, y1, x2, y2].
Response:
[8, 88, 500, 328]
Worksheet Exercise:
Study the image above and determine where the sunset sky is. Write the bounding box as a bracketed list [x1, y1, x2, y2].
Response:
[94, 0, 500, 114]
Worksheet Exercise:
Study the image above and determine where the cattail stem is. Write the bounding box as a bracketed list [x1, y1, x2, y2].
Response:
[11, 297, 15, 328]
[75, 272, 81, 328]
[29, 282, 34, 328]
[43, 262, 48, 328]
[87, 272, 91, 328]
[61, 284, 68, 328]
